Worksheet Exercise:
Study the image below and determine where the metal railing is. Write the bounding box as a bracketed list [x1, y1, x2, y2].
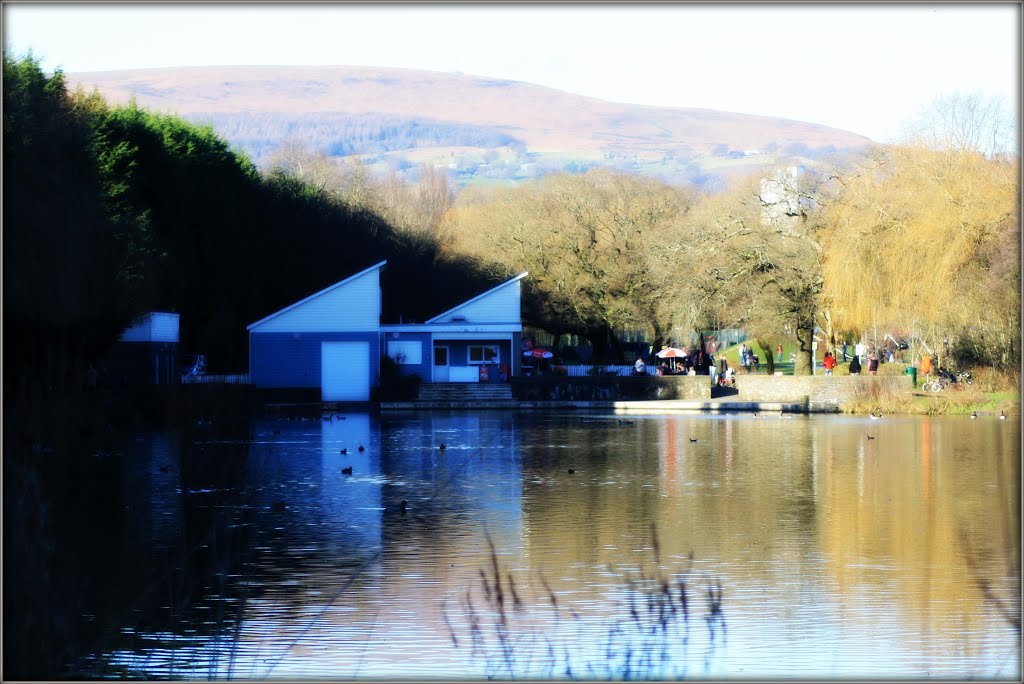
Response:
[552, 365, 658, 377]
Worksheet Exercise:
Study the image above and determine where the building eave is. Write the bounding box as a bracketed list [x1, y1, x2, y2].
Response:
[424, 272, 528, 324]
[247, 261, 387, 331]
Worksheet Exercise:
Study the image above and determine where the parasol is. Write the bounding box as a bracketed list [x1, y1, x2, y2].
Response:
[655, 347, 688, 372]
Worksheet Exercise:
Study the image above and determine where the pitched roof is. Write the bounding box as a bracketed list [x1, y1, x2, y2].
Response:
[246, 261, 387, 331]
[425, 272, 528, 324]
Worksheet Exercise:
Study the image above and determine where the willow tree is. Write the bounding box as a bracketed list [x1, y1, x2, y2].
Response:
[667, 166, 829, 375]
[819, 143, 1018, 367]
[444, 170, 691, 360]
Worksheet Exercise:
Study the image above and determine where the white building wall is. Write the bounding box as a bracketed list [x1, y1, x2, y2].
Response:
[250, 269, 381, 333]
[431, 281, 521, 324]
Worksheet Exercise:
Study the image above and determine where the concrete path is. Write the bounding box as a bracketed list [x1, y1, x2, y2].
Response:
[379, 399, 840, 413]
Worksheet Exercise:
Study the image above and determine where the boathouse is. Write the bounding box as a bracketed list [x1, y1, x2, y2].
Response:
[247, 261, 386, 401]
[380, 271, 527, 385]
[246, 262, 527, 400]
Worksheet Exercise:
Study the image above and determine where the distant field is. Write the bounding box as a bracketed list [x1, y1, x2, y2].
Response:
[68, 65, 871, 188]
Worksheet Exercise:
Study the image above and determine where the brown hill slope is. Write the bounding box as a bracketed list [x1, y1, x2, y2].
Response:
[67, 65, 871, 184]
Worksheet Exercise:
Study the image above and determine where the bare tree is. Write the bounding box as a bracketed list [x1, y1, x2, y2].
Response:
[446, 170, 691, 359]
[265, 137, 339, 195]
[903, 92, 1016, 159]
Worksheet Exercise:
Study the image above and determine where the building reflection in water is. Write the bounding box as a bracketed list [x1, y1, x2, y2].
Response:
[96, 413, 1017, 680]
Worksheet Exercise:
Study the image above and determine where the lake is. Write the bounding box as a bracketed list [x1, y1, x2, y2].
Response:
[47, 411, 1020, 679]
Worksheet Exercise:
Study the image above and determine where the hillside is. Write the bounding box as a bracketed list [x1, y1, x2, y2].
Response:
[67, 65, 873, 187]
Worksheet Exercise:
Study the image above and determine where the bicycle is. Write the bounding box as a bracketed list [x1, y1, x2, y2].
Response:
[920, 374, 950, 393]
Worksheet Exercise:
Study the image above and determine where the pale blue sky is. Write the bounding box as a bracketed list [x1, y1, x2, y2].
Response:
[3, 3, 1019, 143]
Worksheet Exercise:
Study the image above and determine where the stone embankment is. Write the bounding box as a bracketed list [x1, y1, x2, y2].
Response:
[733, 375, 911, 411]
[379, 375, 913, 413]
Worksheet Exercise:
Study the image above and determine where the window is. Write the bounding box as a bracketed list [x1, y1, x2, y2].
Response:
[468, 345, 499, 364]
[387, 340, 422, 365]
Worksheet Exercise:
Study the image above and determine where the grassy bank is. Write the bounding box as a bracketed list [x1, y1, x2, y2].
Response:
[718, 340, 1020, 416]
[844, 365, 1020, 416]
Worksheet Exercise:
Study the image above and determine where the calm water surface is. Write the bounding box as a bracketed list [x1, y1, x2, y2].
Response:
[72, 411, 1019, 679]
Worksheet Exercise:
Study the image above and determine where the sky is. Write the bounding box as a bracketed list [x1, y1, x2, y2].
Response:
[3, 3, 1019, 144]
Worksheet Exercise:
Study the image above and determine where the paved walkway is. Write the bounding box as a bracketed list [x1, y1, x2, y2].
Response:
[379, 398, 840, 413]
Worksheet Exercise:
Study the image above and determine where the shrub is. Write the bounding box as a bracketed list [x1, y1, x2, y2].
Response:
[969, 366, 1021, 394]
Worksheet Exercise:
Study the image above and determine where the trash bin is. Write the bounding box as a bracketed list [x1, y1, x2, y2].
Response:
[906, 366, 917, 387]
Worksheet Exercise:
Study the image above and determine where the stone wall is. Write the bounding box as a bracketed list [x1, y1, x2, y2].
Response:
[511, 375, 711, 401]
[734, 375, 913, 406]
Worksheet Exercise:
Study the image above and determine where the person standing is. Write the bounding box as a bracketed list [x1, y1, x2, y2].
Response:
[822, 351, 837, 376]
[849, 354, 862, 375]
[776, 344, 783, 363]
[867, 353, 879, 375]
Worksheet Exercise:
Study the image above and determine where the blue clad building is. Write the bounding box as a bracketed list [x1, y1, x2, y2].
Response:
[247, 262, 527, 401]
[248, 261, 386, 401]
[107, 311, 181, 385]
[381, 271, 527, 385]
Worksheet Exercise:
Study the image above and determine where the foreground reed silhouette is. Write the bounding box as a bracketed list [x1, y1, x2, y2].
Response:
[443, 523, 726, 680]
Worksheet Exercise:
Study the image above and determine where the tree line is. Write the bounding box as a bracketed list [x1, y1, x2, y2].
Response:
[443, 95, 1019, 373]
[5, 51, 1017, 420]
[4, 53, 498, 420]
[188, 111, 525, 165]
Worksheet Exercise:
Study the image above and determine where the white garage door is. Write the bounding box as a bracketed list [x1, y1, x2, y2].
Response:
[321, 341, 370, 401]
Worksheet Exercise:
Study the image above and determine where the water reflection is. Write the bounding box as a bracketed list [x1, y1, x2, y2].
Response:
[58, 412, 1020, 679]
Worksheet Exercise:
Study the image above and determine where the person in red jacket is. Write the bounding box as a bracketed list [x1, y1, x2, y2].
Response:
[822, 351, 838, 376]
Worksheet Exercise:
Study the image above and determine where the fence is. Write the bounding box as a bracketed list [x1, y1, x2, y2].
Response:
[180, 373, 251, 385]
[560, 365, 658, 377]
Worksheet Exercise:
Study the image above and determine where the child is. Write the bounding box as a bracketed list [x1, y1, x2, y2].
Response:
[823, 351, 837, 376]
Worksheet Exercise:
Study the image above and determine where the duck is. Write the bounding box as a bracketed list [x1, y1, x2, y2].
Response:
[400, 500, 408, 515]
[438, 443, 447, 452]
[271, 501, 287, 513]
[869, 410, 882, 420]
[567, 468, 575, 474]
[1000, 411, 1007, 420]
[971, 411, 978, 419]
[340, 448, 348, 455]
[689, 438, 698, 443]
[358, 445, 365, 452]
[341, 466, 353, 475]
[867, 435, 875, 440]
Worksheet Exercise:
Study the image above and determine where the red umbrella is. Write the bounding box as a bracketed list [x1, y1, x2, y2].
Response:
[523, 349, 554, 359]
[655, 347, 688, 372]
